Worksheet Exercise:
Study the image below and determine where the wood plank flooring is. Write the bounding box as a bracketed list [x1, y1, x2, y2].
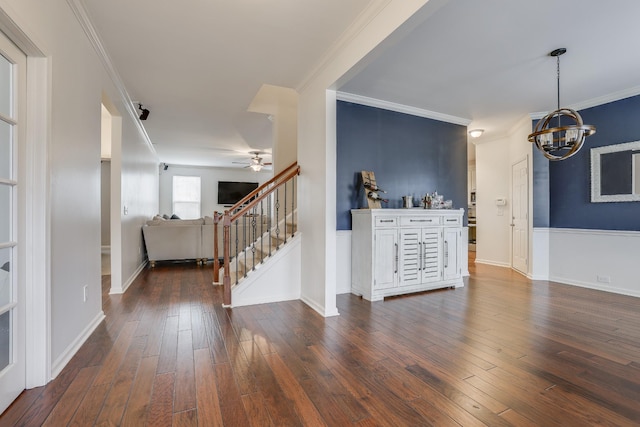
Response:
[2, 256, 640, 426]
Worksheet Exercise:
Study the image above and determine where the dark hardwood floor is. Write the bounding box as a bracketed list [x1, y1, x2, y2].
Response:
[2, 254, 640, 426]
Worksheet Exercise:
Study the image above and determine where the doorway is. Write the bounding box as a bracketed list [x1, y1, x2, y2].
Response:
[511, 157, 528, 274]
[0, 29, 27, 414]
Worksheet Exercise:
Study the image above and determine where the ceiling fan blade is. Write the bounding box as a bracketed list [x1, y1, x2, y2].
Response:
[263, 162, 272, 166]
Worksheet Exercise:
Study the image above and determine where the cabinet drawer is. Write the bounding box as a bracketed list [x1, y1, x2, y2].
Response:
[400, 216, 440, 226]
[375, 217, 398, 227]
[443, 216, 461, 226]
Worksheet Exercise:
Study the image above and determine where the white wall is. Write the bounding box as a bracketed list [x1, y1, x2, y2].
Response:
[473, 117, 533, 271]
[474, 136, 511, 267]
[297, 0, 430, 317]
[159, 165, 272, 217]
[1, 0, 159, 377]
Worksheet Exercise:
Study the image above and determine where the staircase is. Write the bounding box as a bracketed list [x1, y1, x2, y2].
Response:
[213, 162, 299, 307]
[219, 212, 297, 285]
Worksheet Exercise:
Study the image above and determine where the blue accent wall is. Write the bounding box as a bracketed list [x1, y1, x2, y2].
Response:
[532, 146, 550, 228]
[547, 94, 640, 231]
[336, 101, 468, 230]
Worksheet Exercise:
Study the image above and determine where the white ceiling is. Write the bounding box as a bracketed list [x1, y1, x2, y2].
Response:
[84, 0, 640, 167]
[84, 0, 372, 167]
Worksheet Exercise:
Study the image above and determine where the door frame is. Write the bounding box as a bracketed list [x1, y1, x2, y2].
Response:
[0, 7, 51, 387]
[510, 155, 529, 276]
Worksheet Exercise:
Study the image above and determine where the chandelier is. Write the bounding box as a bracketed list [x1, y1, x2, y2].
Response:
[528, 48, 595, 161]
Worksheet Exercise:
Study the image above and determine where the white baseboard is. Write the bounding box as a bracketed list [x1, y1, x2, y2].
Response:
[549, 275, 640, 299]
[51, 310, 105, 379]
[474, 258, 511, 268]
[110, 260, 147, 294]
[547, 228, 640, 298]
[301, 294, 340, 318]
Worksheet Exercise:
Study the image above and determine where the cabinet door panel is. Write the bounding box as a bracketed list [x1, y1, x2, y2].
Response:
[421, 229, 441, 282]
[399, 229, 421, 286]
[374, 229, 398, 289]
[443, 227, 460, 280]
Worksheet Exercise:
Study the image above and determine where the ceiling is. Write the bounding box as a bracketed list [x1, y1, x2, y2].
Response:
[84, 0, 640, 168]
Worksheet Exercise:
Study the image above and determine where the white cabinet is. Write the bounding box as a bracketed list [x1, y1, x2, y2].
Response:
[374, 228, 398, 290]
[351, 209, 465, 301]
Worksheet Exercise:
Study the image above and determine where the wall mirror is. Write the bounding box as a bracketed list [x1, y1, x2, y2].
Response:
[591, 140, 640, 202]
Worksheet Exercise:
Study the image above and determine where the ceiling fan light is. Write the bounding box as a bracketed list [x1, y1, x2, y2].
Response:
[250, 164, 262, 172]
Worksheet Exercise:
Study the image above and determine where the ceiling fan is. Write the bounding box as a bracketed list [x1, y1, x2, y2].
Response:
[233, 151, 272, 171]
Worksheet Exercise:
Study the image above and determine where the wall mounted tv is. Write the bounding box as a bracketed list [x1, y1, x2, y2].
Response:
[217, 181, 259, 206]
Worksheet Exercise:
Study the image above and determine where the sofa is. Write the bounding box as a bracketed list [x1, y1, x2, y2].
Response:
[142, 215, 269, 267]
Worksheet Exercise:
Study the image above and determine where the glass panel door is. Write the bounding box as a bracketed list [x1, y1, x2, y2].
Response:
[0, 30, 26, 415]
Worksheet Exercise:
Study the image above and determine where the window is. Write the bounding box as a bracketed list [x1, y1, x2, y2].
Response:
[172, 176, 201, 219]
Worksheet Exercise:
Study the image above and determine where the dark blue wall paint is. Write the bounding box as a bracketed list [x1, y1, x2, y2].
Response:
[336, 101, 467, 230]
[532, 146, 550, 228]
[547, 94, 640, 231]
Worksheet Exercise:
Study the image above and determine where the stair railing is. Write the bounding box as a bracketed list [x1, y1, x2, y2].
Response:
[213, 162, 300, 306]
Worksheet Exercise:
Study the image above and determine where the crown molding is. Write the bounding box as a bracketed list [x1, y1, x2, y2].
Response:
[66, 0, 156, 156]
[337, 92, 471, 126]
[297, 0, 393, 93]
[530, 85, 640, 121]
[570, 85, 640, 111]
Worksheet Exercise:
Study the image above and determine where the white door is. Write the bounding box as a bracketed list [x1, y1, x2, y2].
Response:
[374, 228, 398, 290]
[511, 158, 528, 274]
[0, 31, 26, 414]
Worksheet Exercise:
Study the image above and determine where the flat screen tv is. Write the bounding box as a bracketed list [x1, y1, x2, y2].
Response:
[217, 181, 259, 206]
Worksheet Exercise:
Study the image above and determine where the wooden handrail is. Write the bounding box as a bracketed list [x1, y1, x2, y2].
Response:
[213, 161, 300, 306]
[231, 165, 300, 221]
[229, 162, 299, 212]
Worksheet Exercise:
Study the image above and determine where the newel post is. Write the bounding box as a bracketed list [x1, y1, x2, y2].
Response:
[222, 212, 231, 306]
[213, 211, 220, 282]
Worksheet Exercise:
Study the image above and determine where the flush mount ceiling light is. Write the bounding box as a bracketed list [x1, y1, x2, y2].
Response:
[468, 129, 484, 138]
[528, 48, 595, 161]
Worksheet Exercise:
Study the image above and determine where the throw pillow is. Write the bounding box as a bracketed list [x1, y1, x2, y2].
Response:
[170, 214, 181, 220]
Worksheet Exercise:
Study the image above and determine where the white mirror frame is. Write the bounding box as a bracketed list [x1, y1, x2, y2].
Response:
[591, 140, 640, 202]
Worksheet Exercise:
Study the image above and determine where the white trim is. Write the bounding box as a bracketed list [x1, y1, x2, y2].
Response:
[336, 230, 352, 294]
[337, 92, 471, 126]
[65, 0, 156, 155]
[531, 227, 550, 280]
[547, 227, 640, 298]
[571, 85, 640, 112]
[530, 86, 640, 121]
[24, 56, 51, 387]
[590, 140, 640, 202]
[474, 258, 511, 268]
[548, 275, 640, 299]
[301, 294, 340, 318]
[50, 311, 105, 379]
[110, 260, 147, 295]
[549, 227, 640, 237]
[297, 0, 393, 93]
